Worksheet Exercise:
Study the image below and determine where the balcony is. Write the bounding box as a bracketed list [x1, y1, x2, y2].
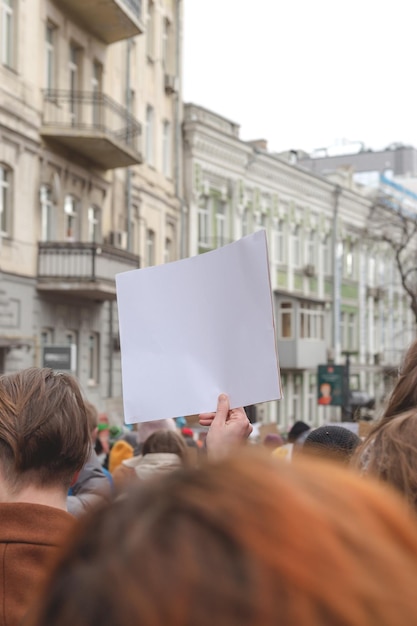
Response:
[37, 242, 140, 301]
[55, 0, 144, 44]
[40, 90, 142, 170]
[277, 338, 327, 369]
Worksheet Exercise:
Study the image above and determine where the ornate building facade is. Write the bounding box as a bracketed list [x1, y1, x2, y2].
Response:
[0, 0, 182, 417]
[183, 104, 413, 428]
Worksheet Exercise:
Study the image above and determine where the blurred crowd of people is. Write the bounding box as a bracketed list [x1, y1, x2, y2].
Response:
[2, 340, 417, 624]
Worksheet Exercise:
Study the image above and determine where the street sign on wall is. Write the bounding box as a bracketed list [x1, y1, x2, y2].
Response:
[317, 364, 346, 406]
[42, 345, 77, 372]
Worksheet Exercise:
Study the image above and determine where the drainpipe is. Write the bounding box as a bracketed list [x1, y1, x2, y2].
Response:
[174, 0, 185, 258]
[332, 185, 342, 363]
[108, 301, 113, 398]
[126, 38, 133, 252]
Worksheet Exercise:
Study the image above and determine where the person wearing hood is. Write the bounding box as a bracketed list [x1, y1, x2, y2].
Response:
[113, 430, 189, 492]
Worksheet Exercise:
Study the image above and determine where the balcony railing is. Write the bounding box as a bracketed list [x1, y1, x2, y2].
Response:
[37, 242, 140, 301]
[55, 0, 144, 44]
[40, 90, 142, 169]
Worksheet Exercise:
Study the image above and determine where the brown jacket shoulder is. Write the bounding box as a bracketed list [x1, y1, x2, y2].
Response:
[0, 502, 75, 626]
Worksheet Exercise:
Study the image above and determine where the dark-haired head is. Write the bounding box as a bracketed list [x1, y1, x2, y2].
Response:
[142, 429, 189, 463]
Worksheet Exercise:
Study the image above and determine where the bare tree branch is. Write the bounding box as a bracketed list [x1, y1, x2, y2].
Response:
[368, 196, 417, 324]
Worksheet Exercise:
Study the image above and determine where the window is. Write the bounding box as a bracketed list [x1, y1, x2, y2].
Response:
[146, 229, 155, 266]
[40, 185, 53, 241]
[88, 206, 100, 243]
[279, 302, 293, 339]
[347, 313, 356, 349]
[162, 18, 171, 69]
[164, 237, 172, 264]
[274, 219, 285, 264]
[292, 375, 302, 422]
[306, 231, 316, 266]
[307, 374, 316, 424]
[88, 332, 100, 385]
[92, 60, 103, 126]
[216, 198, 227, 246]
[368, 253, 375, 284]
[64, 195, 78, 241]
[69, 43, 81, 125]
[0, 165, 11, 235]
[345, 240, 354, 277]
[40, 327, 54, 346]
[241, 207, 249, 237]
[162, 120, 171, 177]
[341, 312, 357, 350]
[198, 196, 210, 248]
[322, 234, 331, 274]
[300, 303, 324, 339]
[1, 0, 14, 68]
[45, 22, 56, 91]
[292, 225, 301, 268]
[146, 1, 154, 59]
[65, 330, 78, 374]
[145, 105, 154, 166]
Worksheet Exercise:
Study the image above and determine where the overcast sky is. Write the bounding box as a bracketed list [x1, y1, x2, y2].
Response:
[183, 0, 416, 155]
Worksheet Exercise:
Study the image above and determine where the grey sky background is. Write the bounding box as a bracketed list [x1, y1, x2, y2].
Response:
[183, 1, 415, 154]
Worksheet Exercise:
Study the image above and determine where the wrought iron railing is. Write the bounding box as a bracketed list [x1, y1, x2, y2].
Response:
[38, 242, 140, 284]
[42, 90, 142, 155]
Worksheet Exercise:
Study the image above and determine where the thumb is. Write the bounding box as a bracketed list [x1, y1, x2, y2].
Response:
[212, 393, 229, 426]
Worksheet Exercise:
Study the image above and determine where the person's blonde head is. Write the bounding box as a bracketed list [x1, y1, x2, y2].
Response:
[29, 451, 417, 626]
[381, 338, 417, 421]
[354, 409, 417, 508]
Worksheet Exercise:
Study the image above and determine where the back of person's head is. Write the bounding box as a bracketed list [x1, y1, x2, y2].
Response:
[0, 368, 90, 493]
[29, 452, 417, 626]
[302, 425, 361, 463]
[287, 420, 310, 443]
[84, 401, 98, 437]
[382, 339, 417, 420]
[354, 409, 417, 508]
[142, 429, 188, 462]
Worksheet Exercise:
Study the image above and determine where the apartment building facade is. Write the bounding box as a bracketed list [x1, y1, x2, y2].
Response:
[183, 104, 414, 429]
[0, 0, 182, 418]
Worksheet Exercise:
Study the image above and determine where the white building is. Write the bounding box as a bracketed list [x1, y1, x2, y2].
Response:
[183, 104, 414, 429]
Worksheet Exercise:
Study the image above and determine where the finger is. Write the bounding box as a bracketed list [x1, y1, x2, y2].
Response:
[212, 393, 229, 426]
[199, 417, 215, 426]
[199, 412, 215, 421]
